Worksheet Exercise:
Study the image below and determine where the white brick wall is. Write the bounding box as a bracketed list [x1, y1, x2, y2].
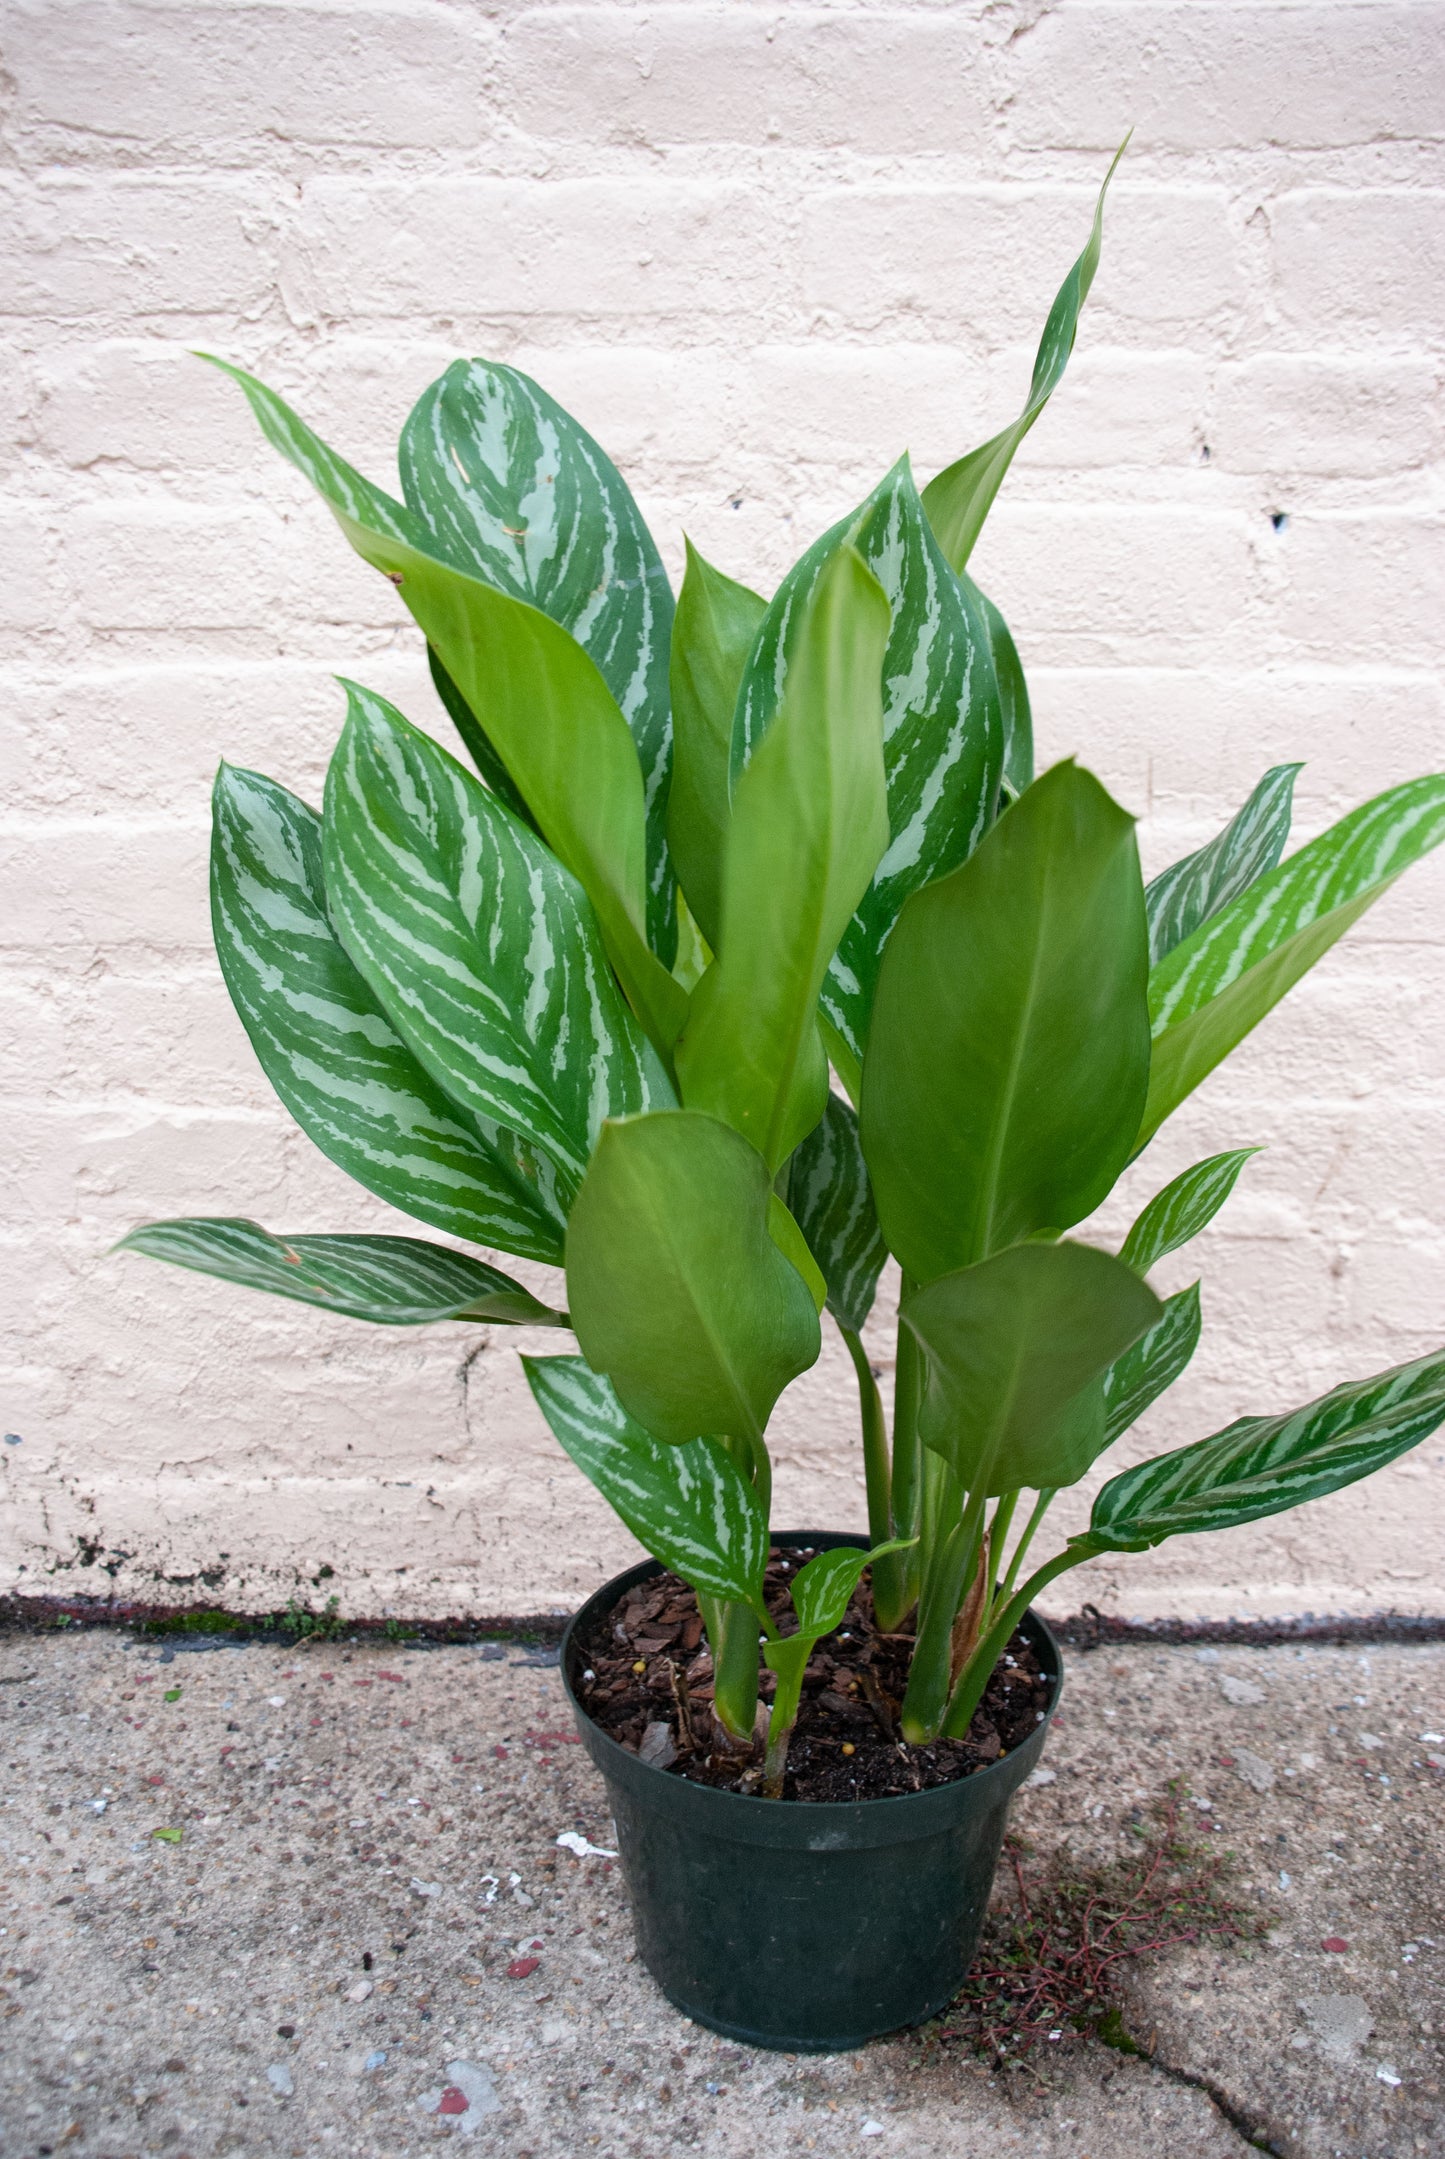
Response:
[2, 0, 1443, 1621]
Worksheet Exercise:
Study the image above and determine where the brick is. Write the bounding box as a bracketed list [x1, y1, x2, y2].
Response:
[0, 503, 59, 628]
[0, 822, 210, 950]
[803, 185, 1241, 339]
[503, 5, 992, 154]
[1009, 3, 1445, 153]
[0, 175, 278, 318]
[1272, 513, 1445, 667]
[34, 340, 268, 473]
[1272, 189, 1445, 340]
[6, 0, 496, 155]
[1212, 354, 1441, 477]
[288, 178, 782, 323]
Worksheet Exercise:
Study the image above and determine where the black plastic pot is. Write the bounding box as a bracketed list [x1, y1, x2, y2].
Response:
[561, 1530, 1062, 2052]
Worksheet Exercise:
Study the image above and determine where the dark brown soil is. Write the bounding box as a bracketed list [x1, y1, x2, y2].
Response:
[570, 1548, 1054, 1802]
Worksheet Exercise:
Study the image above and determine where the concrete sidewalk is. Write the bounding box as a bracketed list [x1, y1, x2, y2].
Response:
[1, 1629, 1441, 2159]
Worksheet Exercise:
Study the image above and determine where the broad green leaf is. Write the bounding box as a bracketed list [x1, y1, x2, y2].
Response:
[203, 357, 685, 1061]
[322, 684, 672, 1200]
[1085, 1345, 1445, 1552]
[1141, 775, 1445, 1150]
[862, 760, 1151, 1283]
[767, 1194, 827, 1316]
[399, 360, 677, 960]
[729, 460, 1004, 1088]
[427, 648, 538, 832]
[210, 762, 566, 1264]
[677, 545, 891, 1170]
[668, 541, 767, 947]
[524, 1355, 766, 1605]
[564, 1109, 821, 1444]
[786, 1094, 887, 1333]
[1101, 1281, 1202, 1444]
[117, 1218, 565, 1327]
[1146, 764, 1302, 965]
[1119, 1150, 1259, 1275]
[973, 578, 1033, 796]
[920, 139, 1127, 573]
[902, 1240, 1162, 1495]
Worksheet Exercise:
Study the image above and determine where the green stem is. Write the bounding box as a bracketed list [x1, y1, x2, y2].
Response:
[899, 1484, 988, 1743]
[709, 1598, 762, 1741]
[941, 1543, 1093, 1739]
[842, 1325, 891, 1547]
[872, 1289, 922, 1632]
[761, 1645, 809, 1799]
[984, 1490, 1020, 1609]
[995, 1487, 1057, 1611]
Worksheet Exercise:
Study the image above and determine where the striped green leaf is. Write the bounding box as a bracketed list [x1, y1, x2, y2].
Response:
[565, 1110, 821, 1446]
[678, 544, 891, 1170]
[667, 541, 767, 948]
[1085, 1345, 1445, 1553]
[1101, 1281, 1202, 1444]
[1119, 1149, 1259, 1275]
[785, 1538, 914, 1643]
[203, 357, 685, 1063]
[1146, 765, 1302, 965]
[210, 762, 567, 1264]
[920, 139, 1126, 575]
[322, 683, 672, 1202]
[524, 1354, 766, 1605]
[399, 360, 676, 961]
[786, 1094, 887, 1334]
[862, 761, 1151, 1284]
[902, 1240, 1162, 1495]
[1141, 775, 1445, 1150]
[116, 1218, 566, 1327]
[974, 578, 1033, 797]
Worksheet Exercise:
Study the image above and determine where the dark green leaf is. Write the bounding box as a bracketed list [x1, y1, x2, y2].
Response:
[116, 1218, 565, 1327]
[524, 1355, 766, 1605]
[427, 647, 538, 832]
[1119, 1150, 1259, 1275]
[210, 762, 566, 1263]
[903, 1240, 1162, 1495]
[564, 1110, 821, 1444]
[668, 541, 766, 948]
[1145, 765, 1302, 965]
[862, 761, 1150, 1283]
[322, 683, 672, 1198]
[1141, 775, 1445, 1149]
[1101, 1282, 1202, 1444]
[786, 1094, 887, 1333]
[972, 577, 1033, 796]
[399, 360, 677, 960]
[1086, 1347, 1445, 1552]
[920, 140, 1127, 574]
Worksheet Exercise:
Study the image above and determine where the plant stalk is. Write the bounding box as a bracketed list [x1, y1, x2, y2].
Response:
[899, 1483, 988, 1742]
[872, 1293, 922, 1631]
[995, 1486, 1057, 1612]
[709, 1597, 762, 1743]
[842, 1325, 892, 1547]
[941, 1542, 1092, 1739]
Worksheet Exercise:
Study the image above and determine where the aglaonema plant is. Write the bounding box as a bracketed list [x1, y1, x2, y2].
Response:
[121, 146, 1445, 1787]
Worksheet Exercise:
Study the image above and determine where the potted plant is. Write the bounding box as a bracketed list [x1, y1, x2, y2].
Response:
[120, 150, 1445, 2051]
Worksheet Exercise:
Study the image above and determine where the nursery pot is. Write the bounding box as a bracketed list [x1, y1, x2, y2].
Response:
[561, 1530, 1063, 2052]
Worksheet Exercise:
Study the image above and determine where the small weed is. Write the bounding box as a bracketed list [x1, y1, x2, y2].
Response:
[926, 1781, 1265, 2066]
[282, 1595, 343, 1643]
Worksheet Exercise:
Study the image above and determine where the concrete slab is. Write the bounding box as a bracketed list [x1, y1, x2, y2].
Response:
[0, 1631, 1441, 2158]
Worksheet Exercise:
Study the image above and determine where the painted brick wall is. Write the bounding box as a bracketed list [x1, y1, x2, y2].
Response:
[2, 0, 1443, 1620]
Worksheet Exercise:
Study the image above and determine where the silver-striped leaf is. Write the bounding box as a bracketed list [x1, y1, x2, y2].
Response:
[786, 1093, 887, 1334]
[523, 1354, 766, 1606]
[1119, 1150, 1259, 1275]
[322, 683, 673, 1203]
[1085, 1344, 1445, 1552]
[116, 1217, 566, 1327]
[1141, 774, 1445, 1148]
[399, 361, 676, 960]
[1145, 765, 1302, 965]
[972, 578, 1033, 796]
[1101, 1281, 1202, 1444]
[210, 762, 567, 1263]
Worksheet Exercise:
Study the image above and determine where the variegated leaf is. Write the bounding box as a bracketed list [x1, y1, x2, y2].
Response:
[210, 762, 567, 1263]
[786, 1093, 887, 1333]
[1086, 1345, 1445, 1552]
[1119, 1150, 1259, 1275]
[399, 360, 676, 959]
[116, 1217, 566, 1327]
[972, 578, 1033, 796]
[1141, 774, 1445, 1149]
[322, 683, 672, 1201]
[523, 1354, 766, 1605]
[920, 139, 1127, 574]
[1101, 1281, 1202, 1444]
[1146, 765, 1302, 965]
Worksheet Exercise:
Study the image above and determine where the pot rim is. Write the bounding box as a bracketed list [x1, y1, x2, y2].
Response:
[560, 1527, 1063, 1824]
